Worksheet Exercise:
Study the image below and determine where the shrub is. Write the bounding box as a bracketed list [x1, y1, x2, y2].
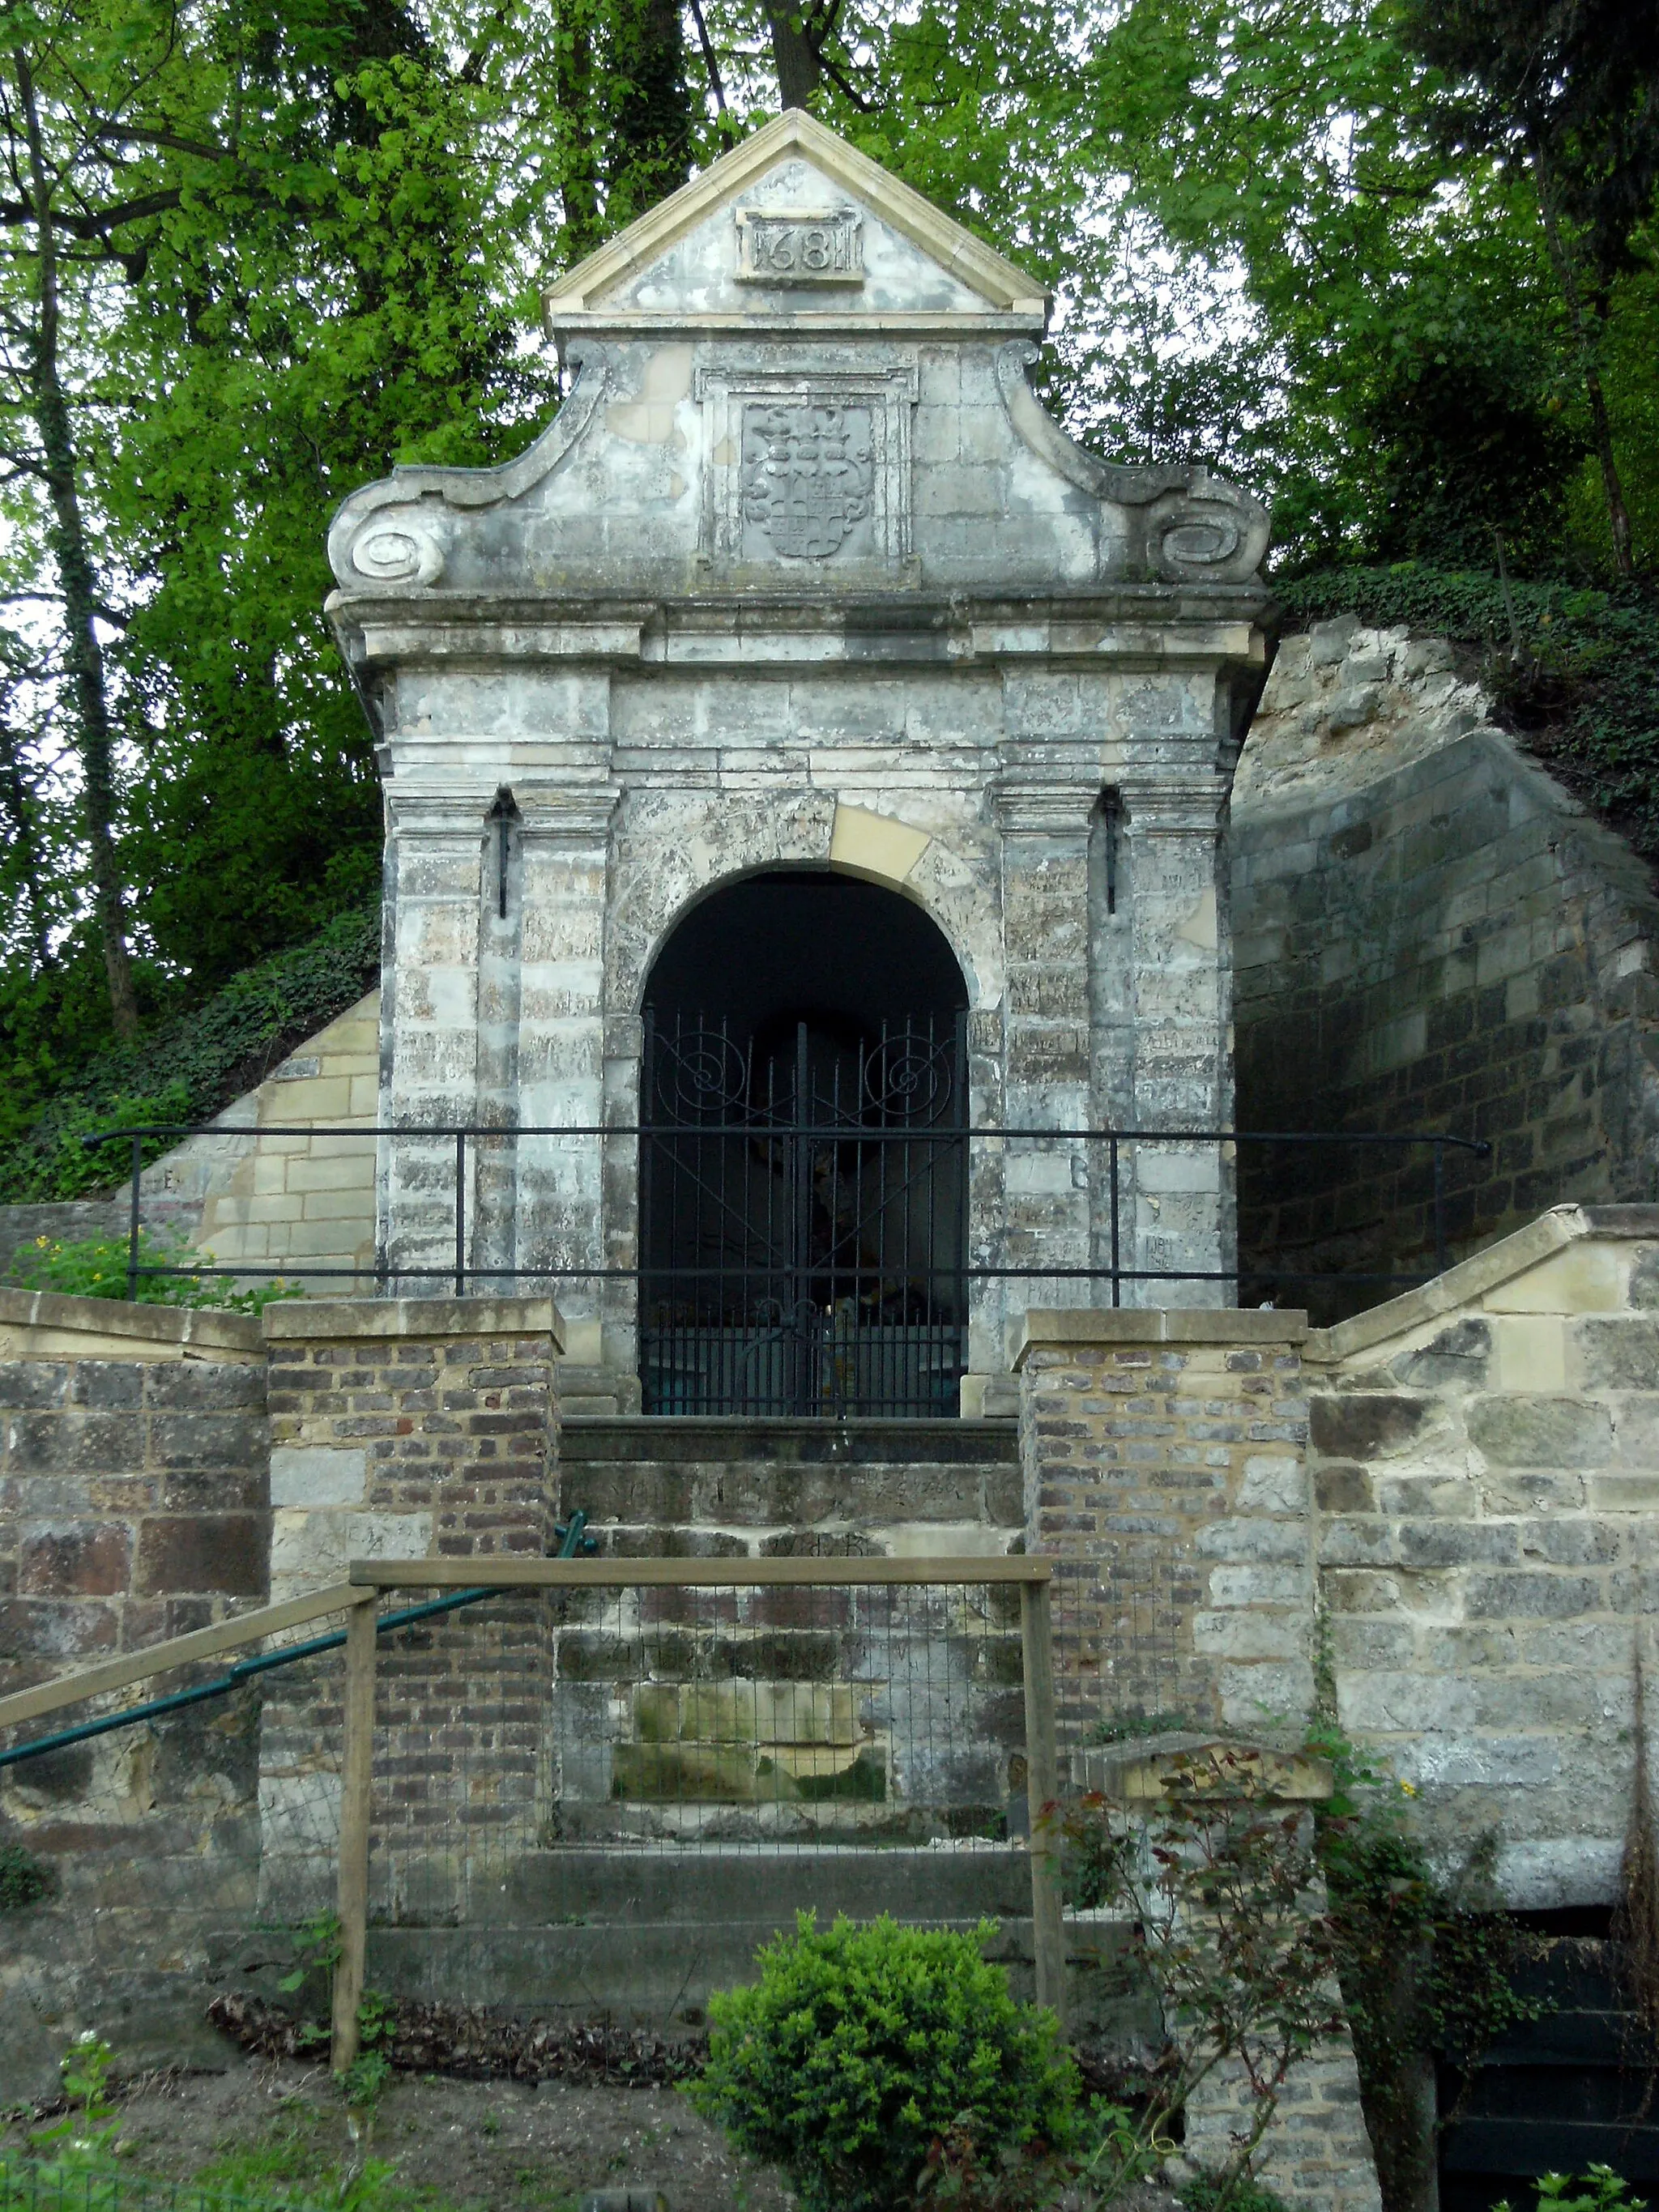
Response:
[7, 1230, 302, 1313]
[1495, 2172, 1647, 2212]
[1179, 2179, 1294, 2212]
[689, 1913, 1078, 2212]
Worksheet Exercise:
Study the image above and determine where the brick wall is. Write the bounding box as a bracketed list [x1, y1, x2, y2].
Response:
[0, 1293, 266, 1696]
[259, 1297, 563, 1920]
[1014, 1310, 1314, 1740]
[1232, 626, 1659, 1319]
[1014, 1310, 1380, 2212]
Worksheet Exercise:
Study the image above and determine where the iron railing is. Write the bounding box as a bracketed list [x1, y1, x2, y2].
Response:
[81, 1119, 1489, 1301]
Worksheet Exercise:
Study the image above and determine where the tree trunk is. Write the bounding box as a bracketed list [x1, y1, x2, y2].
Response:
[768, 8, 821, 109]
[0, 716, 54, 972]
[15, 51, 139, 1038]
[1529, 127, 1636, 581]
[612, 0, 692, 211]
[556, 6, 600, 258]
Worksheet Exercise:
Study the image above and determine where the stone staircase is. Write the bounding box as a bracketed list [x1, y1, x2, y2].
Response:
[558, 1415, 1024, 1558]
[360, 1415, 1064, 2027]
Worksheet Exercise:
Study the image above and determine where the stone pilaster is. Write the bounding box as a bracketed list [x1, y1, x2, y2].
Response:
[379, 791, 488, 1285]
[1116, 776, 1235, 1306]
[992, 780, 1099, 1365]
[511, 784, 621, 1386]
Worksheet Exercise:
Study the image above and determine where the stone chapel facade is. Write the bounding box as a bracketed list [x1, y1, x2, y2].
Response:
[323, 110, 1272, 1413]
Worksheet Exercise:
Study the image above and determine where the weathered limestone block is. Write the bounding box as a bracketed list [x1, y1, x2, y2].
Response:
[0, 1293, 267, 1692]
[1305, 1203, 1659, 1902]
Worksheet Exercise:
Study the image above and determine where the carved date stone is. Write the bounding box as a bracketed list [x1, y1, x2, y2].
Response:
[736, 205, 863, 284]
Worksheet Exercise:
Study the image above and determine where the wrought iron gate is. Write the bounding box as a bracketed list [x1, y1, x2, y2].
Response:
[638, 1011, 968, 1417]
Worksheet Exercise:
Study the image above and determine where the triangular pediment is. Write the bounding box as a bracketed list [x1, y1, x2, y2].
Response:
[543, 109, 1049, 326]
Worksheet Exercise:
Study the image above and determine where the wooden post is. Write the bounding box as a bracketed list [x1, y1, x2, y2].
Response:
[1021, 1577, 1066, 2030]
[331, 1591, 377, 2073]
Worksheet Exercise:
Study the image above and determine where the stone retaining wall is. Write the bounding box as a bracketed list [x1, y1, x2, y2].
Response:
[1305, 1202, 1659, 1903]
[1232, 624, 1659, 1315]
[0, 1293, 266, 1695]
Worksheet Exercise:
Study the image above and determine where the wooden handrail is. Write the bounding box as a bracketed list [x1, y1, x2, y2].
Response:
[0, 1583, 369, 1733]
[350, 1555, 1051, 1589]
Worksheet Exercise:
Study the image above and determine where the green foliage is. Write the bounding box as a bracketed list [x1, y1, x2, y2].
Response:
[1496, 2171, 1648, 2212]
[1178, 2178, 1293, 2212]
[0, 901, 379, 1202]
[338, 1992, 395, 2113]
[6, 1230, 301, 1311]
[1275, 563, 1659, 859]
[689, 1912, 1079, 2212]
[27, 2034, 122, 2166]
[1310, 1718, 1544, 2212]
[0, 1843, 51, 1912]
[1064, 1755, 1346, 2208]
[912, 2099, 1171, 2211]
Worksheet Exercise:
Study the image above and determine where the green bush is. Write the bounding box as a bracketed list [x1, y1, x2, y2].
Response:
[689, 1913, 1078, 2212]
[1495, 2171, 1647, 2212]
[7, 1230, 302, 1314]
[1179, 2179, 1294, 2212]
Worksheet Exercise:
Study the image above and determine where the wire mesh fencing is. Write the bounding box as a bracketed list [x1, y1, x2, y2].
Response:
[343, 1558, 1064, 2048]
[0, 2160, 297, 2212]
[1, 1559, 1067, 2072]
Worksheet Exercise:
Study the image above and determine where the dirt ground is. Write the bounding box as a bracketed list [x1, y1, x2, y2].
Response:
[3, 2056, 797, 2212]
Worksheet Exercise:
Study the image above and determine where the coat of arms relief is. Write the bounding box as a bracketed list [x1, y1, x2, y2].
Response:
[740, 404, 876, 560]
[695, 364, 917, 571]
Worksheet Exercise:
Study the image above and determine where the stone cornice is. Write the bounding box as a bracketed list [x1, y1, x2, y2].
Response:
[991, 778, 1099, 834]
[549, 310, 1047, 340]
[515, 783, 624, 842]
[330, 589, 1273, 677]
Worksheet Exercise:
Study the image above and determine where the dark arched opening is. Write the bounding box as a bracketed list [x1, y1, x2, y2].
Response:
[640, 871, 970, 1417]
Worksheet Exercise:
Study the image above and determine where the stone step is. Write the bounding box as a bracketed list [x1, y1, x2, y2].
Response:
[359, 1914, 1143, 2035]
[560, 1416, 1022, 1540]
[500, 1844, 1034, 1924]
[562, 1416, 1017, 1465]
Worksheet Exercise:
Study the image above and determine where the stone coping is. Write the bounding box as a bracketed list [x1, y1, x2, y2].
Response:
[1071, 1733, 1334, 1805]
[1303, 1202, 1659, 1366]
[0, 1283, 262, 1359]
[1010, 1306, 1308, 1367]
[262, 1295, 565, 1351]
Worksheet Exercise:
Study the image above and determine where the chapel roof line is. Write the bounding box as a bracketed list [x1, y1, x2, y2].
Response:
[541, 108, 1051, 325]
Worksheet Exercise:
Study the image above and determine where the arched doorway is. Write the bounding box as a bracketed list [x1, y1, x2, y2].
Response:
[639, 871, 970, 1417]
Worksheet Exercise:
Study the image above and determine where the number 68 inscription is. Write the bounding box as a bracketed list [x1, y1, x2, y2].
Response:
[736, 208, 863, 284]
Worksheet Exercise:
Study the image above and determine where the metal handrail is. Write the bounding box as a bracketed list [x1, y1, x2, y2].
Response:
[82, 1118, 1491, 1304]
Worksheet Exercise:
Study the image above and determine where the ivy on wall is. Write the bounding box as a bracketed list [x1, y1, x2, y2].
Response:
[0, 901, 381, 1204]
